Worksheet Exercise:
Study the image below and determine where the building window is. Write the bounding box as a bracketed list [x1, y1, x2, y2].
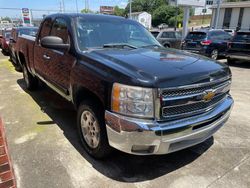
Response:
[206, 0, 213, 5]
[238, 8, 244, 30]
[223, 8, 232, 29]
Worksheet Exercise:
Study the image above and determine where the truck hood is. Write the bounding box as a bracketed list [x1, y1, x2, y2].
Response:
[86, 48, 231, 88]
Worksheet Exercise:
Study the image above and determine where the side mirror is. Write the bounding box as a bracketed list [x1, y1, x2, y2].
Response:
[41, 36, 70, 50]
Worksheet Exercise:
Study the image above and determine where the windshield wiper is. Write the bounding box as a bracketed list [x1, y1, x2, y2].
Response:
[140, 44, 162, 49]
[103, 43, 137, 49]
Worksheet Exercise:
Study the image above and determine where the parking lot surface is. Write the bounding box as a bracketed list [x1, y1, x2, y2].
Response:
[0, 52, 250, 188]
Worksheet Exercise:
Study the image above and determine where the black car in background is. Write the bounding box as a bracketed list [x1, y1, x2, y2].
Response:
[9, 27, 38, 67]
[227, 31, 250, 64]
[181, 30, 232, 60]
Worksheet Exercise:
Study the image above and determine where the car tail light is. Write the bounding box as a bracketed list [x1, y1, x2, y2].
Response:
[201, 40, 212, 46]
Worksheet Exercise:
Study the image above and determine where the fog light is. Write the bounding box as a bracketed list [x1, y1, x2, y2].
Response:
[131, 145, 155, 154]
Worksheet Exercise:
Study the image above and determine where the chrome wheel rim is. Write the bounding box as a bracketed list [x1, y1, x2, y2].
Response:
[211, 50, 218, 60]
[80, 110, 100, 149]
[23, 67, 29, 86]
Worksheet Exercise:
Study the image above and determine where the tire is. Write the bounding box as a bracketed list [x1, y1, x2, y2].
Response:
[227, 57, 235, 65]
[23, 65, 38, 90]
[77, 100, 112, 159]
[164, 44, 170, 48]
[211, 49, 219, 60]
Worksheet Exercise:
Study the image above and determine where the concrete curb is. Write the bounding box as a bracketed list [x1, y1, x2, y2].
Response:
[0, 118, 16, 188]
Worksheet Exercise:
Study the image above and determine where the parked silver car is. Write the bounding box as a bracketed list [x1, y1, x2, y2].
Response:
[151, 30, 182, 49]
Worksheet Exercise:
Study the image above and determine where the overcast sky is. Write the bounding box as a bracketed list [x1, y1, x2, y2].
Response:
[0, 0, 128, 18]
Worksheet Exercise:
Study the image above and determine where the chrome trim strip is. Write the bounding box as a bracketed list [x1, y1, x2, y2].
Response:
[36, 74, 72, 101]
[160, 76, 231, 92]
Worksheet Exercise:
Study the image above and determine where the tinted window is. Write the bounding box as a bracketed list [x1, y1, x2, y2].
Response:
[223, 8, 232, 28]
[234, 32, 250, 41]
[39, 18, 53, 39]
[151, 31, 159, 38]
[161, 32, 175, 38]
[75, 17, 159, 50]
[186, 32, 207, 40]
[50, 18, 69, 44]
[209, 31, 231, 40]
[19, 28, 38, 37]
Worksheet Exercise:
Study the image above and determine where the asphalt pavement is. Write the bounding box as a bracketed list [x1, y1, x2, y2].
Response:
[0, 52, 249, 188]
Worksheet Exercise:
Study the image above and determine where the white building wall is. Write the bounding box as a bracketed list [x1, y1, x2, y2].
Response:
[218, 8, 225, 29]
[230, 8, 240, 29]
[241, 8, 250, 30]
[194, 7, 213, 15]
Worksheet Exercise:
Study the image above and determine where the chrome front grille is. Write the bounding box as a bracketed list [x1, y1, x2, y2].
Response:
[162, 94, 226, 118]
[160, 77, 231, 120]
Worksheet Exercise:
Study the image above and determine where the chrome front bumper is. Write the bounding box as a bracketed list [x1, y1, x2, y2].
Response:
[105, 95, 233, 155]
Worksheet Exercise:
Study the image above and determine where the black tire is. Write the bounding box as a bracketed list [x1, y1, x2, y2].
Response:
[227, 57, 235, 65]
[23, 65, 38, 90]
[164, 44, 170, 48]
[77, 100, 112, 159]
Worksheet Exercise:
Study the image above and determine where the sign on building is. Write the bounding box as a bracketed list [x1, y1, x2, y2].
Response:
[22, 8, 32, 26]
[100, 6, 114, 14]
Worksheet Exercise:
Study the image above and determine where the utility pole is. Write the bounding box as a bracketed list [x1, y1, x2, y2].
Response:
[174, 0, 178, 31]
[85, 0, 89, 12]
[129, 0, 132, 18]
[62, 0, 65, 13]
[214, 0, 221, 29]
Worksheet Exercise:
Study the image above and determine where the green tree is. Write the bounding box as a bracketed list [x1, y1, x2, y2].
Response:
[113, 6, 125, 17]
[152, 5, 183, 27]
[1, 16, 12, 23]
[81, 9, 94, 13]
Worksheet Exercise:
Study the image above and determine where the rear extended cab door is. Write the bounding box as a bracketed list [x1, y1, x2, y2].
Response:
[34, 16, 76, 96]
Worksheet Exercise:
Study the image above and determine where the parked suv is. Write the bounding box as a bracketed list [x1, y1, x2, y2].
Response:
[151, 30, 182, 49]
[181, 30, 232, 60]
[227, 31, 250, 64]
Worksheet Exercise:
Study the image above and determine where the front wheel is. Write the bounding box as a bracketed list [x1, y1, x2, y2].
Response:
[227, 57, 235, 65]
[23, 65, 38, 90]
[77, 100, 112, 159]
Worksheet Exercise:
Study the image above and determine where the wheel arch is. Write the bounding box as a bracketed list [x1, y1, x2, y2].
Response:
[73, 85, 106, 111]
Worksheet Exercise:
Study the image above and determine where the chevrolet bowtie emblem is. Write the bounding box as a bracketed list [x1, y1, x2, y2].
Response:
[203, 90, 215, 102]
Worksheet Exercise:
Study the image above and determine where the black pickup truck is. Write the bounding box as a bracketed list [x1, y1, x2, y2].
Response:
[227, 31, 250, 64]
[18, 14, 233, 158]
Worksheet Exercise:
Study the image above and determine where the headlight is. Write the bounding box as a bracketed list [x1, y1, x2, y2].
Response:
[111, 83, 154, 118]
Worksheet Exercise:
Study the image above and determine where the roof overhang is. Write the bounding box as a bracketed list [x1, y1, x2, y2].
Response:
[211, 2, 250, 9]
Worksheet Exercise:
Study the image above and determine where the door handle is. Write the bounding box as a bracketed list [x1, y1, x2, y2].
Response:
[43, 54, 51, 60]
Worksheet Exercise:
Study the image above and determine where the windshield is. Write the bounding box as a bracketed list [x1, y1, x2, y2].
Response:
[19, 28, 38, 37]
[75, 17, 160, 50]
[186, 32, 207, 40]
